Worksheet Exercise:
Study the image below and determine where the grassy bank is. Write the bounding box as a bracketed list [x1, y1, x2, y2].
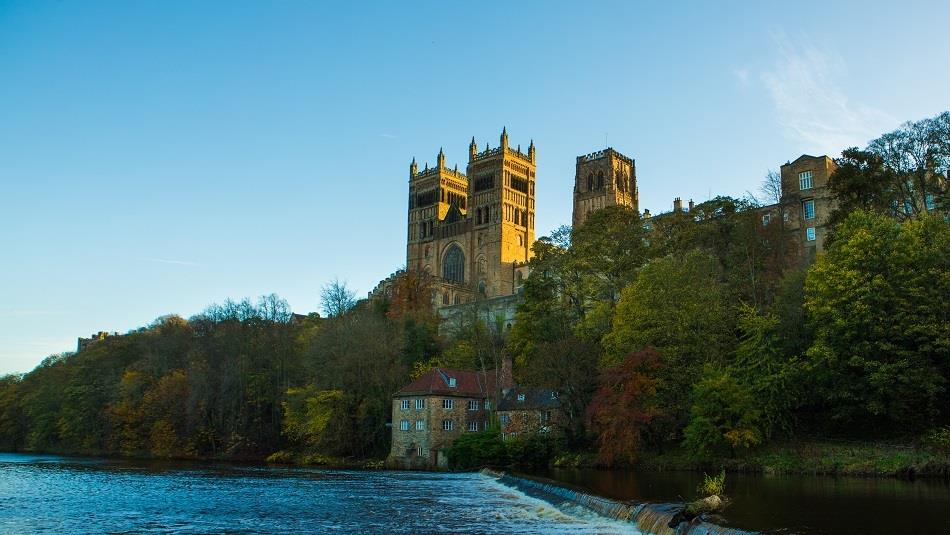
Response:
[636, 441, 950, 478]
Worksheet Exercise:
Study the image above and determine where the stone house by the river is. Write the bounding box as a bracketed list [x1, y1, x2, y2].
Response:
[388, 367, 499, 469]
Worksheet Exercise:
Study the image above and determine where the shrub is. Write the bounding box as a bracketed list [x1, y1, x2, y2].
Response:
[697, 470, 726, 497]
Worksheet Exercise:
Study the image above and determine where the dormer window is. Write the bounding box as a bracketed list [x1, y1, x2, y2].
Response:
[517, 393, 525, 402]
[448, 377, 457, 388]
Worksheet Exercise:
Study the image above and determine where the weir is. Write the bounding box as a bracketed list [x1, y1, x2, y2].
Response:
[481, 469, 758, 535]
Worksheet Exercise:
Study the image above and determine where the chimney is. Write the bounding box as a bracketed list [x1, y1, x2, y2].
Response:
[673, 197, 683, 212]
[500, 353, 515, 393]
[643, 209, 651, 218]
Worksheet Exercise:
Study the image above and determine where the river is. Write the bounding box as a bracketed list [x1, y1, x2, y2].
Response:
[0, 453, 947, 534]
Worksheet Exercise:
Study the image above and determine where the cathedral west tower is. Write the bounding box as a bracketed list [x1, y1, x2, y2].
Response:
[406, 129, 535, 307]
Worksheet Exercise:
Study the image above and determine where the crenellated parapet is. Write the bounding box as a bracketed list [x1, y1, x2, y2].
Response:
[577, 147, 633, 165]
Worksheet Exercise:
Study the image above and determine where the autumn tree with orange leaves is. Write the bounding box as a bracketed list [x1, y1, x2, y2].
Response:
[586, 347, 664, 467]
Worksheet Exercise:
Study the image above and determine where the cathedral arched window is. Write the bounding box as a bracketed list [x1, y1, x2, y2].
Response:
[442, 244, 465, 284]
[442, 293, 449, 305]
[587, 173, 593, 191]
[478, 281, 486, 296]
[597, 171, 604, 189]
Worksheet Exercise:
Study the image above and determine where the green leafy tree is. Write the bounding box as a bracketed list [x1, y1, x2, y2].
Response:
[604, 250, 735, 428]
[804, 211, 949, 433]
[683, 368, 762, 460]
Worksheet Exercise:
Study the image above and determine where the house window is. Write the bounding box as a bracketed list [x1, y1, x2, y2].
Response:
[803, 200, 815, 220]
[761, 213, 771, 226]
[442, 399, 454, 410]
[799, 171, 813, 190]
[468, 421, 478, 432]
[415, 419, 425, 430]
[468, 400, 479, 411]
[484, 399, 491, 410]
[399, 420, 410, 431]
[442, 420, 455, 431]
[926, 194, 936, 211]
[500, 414, 510, 425]
[417, 447, 428, 457]
[415, 399, 425, 410]
[400, 399, 410, 410]
[783, 210, 790, 223]
[517, 393, 526, 402]
[806, 227, 816, 241]
[904, 200, 913, 215]
[448, 378, 457, 388]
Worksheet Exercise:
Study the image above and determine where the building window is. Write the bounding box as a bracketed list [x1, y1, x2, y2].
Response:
[448, 377, 457, 388]
[783, 210, 790, 223]
[761, 213, 771, 226]
[399, 420, 410, 431]
[442, 420, 454, 431]
[417, 447, 428, 457]
[442, 293, 449, 305]
[442, 399, 454, 410]
[500, 414, 510, 425]
[468, 400, 479, 411]
[415, 419, 425, 430]
[453, 295, 461, 305]
[799, 171, 813, 190]
[803, 200, 816, 220]
[484, 399, 491, 410]
[442, 244, 465, 284]
[400, 399, 410, 410]
[926, 194, 936, 211]
[904, 200, 913, 215]
[587, 173, 593, 191]
[468, 421, 478, 432]
[517, 393, 526, 402]
[806, 227, 816, 241]
[415, 399, 425, 410]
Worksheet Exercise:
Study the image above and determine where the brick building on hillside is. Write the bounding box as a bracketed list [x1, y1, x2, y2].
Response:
[496, 387, 562, 442]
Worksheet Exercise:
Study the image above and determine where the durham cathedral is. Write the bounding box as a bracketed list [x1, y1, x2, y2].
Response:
[369, 126, 835, 326]
[391, 128, 638, 321]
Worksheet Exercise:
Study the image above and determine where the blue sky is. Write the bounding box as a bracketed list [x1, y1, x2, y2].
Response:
[2, 1, 949, 374]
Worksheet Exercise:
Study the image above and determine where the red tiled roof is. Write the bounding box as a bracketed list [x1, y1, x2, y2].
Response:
[395, 367, 497, 397]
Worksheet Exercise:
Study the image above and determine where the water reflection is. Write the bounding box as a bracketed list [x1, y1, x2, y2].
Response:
[536, 468, 950, 535]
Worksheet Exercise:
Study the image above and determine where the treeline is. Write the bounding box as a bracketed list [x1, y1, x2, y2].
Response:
[0, 290, 429, 460]
[509, 111, 950, 465]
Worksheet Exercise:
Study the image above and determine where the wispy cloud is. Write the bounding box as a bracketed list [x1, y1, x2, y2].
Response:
[379, 133, 397, 139]
[146, 258, 201, 267]
[761, 31, 894, 154]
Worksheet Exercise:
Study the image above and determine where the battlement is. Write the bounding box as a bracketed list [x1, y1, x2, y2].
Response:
[576, 147, 633, 165]
[471, 145, 535, 164]
[412, 163, 468, 181]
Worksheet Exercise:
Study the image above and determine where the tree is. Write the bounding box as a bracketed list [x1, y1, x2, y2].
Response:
[586, 348, 663, 466]
[760, 170, 783, 205]
[517, 336, 599, 443]
[683, 367, 762, 460]
[830, 111, 950, 226]
[320, 278, 357, 318]
[804, 210, 950, 433]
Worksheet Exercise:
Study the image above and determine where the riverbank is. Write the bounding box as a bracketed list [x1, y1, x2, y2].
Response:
[635, 441, 950, 478]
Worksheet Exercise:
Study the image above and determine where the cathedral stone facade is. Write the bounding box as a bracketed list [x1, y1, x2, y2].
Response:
[406, 128, 535, 307]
